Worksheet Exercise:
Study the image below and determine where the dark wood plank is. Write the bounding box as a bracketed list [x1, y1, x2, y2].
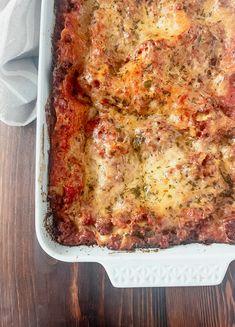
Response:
[166, 262, 235, 327]
[0, 122, 234, 327]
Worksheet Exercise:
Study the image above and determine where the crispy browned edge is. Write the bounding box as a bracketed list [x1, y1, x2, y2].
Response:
[45, 0, 235, 250]
[44, 0, 68, 242]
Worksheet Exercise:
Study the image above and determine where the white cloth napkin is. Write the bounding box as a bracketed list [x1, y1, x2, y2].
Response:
[0, 0, 41, 126]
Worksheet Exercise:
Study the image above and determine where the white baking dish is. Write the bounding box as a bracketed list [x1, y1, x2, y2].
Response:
[36, 0, 235, 287]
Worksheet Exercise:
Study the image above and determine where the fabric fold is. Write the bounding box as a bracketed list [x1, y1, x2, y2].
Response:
[0, 0, 41, 126]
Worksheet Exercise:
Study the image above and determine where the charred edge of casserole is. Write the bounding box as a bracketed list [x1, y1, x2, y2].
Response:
[46, 0, 73, 138]
[44, 211, 58, 242]
[55, 235, 235, 251]
[45, 0, 73, 240]
[55, 216, 235, 250]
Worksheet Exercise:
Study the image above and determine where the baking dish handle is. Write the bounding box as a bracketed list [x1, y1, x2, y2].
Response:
[102, 259, 231, 288]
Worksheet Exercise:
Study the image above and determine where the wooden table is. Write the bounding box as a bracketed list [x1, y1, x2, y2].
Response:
[0, 121, 234, 327]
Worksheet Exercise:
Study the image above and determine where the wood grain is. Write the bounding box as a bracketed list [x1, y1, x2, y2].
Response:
[0, 121, 234, 327]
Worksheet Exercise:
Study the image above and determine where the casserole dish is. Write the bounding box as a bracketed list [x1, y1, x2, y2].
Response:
[36, 0, 235, 287]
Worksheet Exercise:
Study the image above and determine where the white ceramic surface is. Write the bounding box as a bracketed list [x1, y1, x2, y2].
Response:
[36, 0, 235, 288]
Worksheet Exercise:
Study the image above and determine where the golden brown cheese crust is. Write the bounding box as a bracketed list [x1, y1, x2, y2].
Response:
[49, 0, 235, 249]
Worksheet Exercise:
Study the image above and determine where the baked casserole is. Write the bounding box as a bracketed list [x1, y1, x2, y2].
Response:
[48, 0, 235, 250]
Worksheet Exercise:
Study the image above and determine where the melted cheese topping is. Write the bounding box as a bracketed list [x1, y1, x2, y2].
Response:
[50, 0, 235, 249]
[84, 112, 226, 218]
[137, 5, 191, 41]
